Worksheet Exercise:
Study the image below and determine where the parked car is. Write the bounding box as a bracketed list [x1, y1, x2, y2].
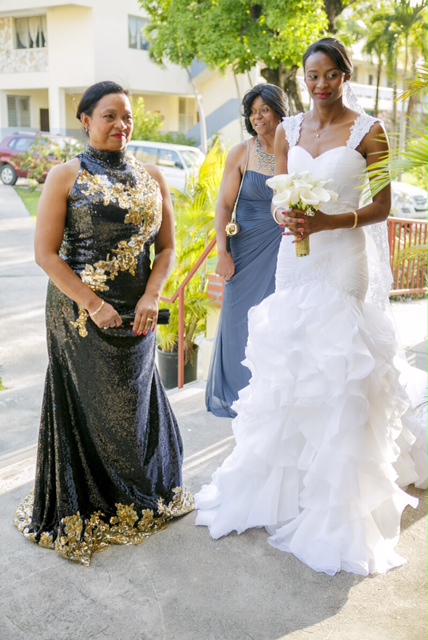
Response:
[390, 181, 427, 220]
[0, 131, 79, 185]
[126, 140, 205, 192]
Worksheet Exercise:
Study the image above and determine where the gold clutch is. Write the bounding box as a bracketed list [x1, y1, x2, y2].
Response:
[225, 221, 240, 236]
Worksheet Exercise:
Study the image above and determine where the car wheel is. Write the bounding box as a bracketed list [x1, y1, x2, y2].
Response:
[0, 164, 18, 186]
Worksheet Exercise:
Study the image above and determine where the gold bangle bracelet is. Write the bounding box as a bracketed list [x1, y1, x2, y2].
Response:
[351, 211, 359, 229]
[89, 300, 105, 318]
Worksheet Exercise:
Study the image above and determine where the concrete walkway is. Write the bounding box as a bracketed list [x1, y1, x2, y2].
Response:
[0, 184, 426, 640]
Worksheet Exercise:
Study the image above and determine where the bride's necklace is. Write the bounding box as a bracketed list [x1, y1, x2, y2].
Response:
[311, 106, 346, 138]
[255, 137, 275, 175]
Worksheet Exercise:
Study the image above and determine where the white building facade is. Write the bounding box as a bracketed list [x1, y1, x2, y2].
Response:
[0, 0, 399, 147]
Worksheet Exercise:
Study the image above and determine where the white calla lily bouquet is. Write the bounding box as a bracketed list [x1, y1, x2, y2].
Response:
[266, 172, 338, 256]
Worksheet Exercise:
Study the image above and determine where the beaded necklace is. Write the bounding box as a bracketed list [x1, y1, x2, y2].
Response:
[255, 137, 275, 175]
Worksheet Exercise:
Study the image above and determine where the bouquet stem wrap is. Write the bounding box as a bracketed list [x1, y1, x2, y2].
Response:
[267, 172, 338, 258]
[294, 207, 315, 257]
[295, 237, 310, 257]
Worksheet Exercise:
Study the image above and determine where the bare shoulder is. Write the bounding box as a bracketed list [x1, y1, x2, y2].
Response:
[369, 120, 387, 137]
[363, 119, 388, 151]
[43, 157, 80, 196]
[142, 163, 167, 186]
[228, 139, 253, 163]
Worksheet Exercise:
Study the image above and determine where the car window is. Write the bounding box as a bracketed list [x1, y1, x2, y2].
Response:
[128, 145, 158, 164]
[180, 149, 203, 168]
[12, 138, 34, 151]
[158, 149, 182, 168]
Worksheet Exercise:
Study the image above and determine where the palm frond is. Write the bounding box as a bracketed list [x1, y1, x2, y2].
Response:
[397, 64, 428, 102]
[395, 244, 428, 267]
[366, 131, 428, 198]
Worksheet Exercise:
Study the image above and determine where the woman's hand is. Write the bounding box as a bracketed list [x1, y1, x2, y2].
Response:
[216, 251, 235, 281]
[132, 294, 160, 336]
[89, 301, 123, 330]
[276, 208, 330, 241]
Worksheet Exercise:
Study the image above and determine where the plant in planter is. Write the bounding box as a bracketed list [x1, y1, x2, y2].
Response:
[156, 138, 227, 387]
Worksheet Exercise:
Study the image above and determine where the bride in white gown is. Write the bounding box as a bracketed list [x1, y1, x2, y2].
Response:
[195, 38, 426, 576]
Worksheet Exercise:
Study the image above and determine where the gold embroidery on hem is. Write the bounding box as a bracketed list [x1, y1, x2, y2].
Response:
[14, 487, 195, 566]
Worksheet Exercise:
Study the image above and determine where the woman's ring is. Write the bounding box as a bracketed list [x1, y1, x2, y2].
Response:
[103, 326, 108, 330]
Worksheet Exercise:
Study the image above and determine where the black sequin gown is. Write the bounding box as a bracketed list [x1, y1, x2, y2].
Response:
[14, 146, 194, 565]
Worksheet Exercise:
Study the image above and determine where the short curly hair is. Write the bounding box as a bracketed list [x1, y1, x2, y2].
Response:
[241, 84, 288, 136]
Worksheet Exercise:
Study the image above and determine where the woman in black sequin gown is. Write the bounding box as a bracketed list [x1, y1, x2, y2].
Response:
[14, 81, 194, 565]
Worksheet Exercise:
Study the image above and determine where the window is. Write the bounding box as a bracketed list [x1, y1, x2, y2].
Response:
[10, 137, 34, 151]
[128, 16, 149, 50]
[7, 96, 31, 127]
[14, 16, 47, 49]
[368, 74, 374, 86]
[178, 98, 196, 132]
[127, 145, 158, 163]
[158, 149, 182, 168]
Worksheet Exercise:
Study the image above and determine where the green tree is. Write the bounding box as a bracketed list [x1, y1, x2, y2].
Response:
[352, 0, 426, 136]
[363, 14, 396, 117]
[131, 96, 197, 145]
[18, 136, 83, 183]
[324, 0, 360, 32]
[157, 138, 227, 362]
[367, 64, 427, 194]
[131, 96, 165, 140]
[139, 0, 330, 115]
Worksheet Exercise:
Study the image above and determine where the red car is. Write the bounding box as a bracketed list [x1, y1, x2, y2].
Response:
[0, 131, 80, 185]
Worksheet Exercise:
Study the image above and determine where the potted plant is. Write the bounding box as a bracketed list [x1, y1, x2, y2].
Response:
[156, 139, 227, 388]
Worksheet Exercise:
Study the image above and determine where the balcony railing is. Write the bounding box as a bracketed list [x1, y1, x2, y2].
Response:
[388, 217, 427, 296]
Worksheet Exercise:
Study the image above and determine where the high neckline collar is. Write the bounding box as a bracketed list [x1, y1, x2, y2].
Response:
[84, 145, 127, 168]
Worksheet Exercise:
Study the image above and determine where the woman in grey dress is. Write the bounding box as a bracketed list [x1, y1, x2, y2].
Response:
[206, 84, 288, 418]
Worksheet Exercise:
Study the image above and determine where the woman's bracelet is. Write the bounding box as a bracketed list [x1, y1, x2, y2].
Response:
[89, 300, 105, 318]
[351, 211, 359, 229]
[272, 206, 286, 224]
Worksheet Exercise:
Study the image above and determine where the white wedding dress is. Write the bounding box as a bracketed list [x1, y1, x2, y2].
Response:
[195, 114, 426, 576]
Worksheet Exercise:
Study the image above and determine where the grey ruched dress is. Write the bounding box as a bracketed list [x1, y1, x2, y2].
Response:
[205, 170, 282, 417]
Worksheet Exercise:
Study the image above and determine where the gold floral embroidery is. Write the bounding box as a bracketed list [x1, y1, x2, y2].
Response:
[71, 157, 163, 337]
[14, 487, 194, 566]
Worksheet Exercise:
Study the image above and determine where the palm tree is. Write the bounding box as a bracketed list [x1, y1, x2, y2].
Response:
[389, 0, 427, 148]
[353, 0, 426, 137]
[367, 64, 427, 277]
[363, 17, 396, 118]
[156, 138, 227, 363]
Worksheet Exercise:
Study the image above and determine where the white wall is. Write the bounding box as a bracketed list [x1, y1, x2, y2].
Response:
[47, 6, 94, 88]
[91, 0, 191, 95]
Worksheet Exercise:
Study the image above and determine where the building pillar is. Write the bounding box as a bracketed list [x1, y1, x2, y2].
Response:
[48, 86, 66, 135]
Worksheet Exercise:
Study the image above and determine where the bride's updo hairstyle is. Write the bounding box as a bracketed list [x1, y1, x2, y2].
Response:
[303, 38, 353, 77]
[76, 81, 129, 127]
[242, 83, 288, 136]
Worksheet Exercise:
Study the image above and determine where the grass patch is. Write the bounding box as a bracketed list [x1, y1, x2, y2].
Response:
[14, 186, 42, 219]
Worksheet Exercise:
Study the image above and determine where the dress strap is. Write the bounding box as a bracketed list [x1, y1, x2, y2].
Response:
[281, 113, 305, 148]
[347, 113, 382, 150]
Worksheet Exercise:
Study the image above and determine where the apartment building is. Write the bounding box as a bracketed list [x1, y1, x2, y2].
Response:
[0, 0, 398, 148]
[0, 0, 260, 147]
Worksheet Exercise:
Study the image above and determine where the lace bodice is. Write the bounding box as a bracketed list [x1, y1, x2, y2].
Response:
[281, 112, 381, 151]
[278, 112, 392, 310]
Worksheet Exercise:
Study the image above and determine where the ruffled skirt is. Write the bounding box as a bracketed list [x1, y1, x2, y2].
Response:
[196, 277, 422, 576]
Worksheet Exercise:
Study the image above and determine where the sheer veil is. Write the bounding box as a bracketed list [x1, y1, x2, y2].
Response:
[342, 82, 393, 311]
